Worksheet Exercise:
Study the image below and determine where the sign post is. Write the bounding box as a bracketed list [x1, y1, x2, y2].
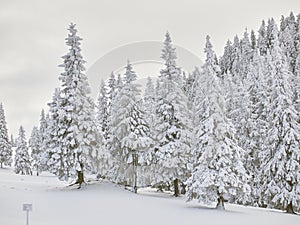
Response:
[23, 204, 32, 225]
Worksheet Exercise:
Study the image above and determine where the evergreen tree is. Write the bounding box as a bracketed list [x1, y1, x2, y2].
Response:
[0, 103, 12, 168]
[47, 23, 99, 187]
[29, 126, 42, 176]
[47, 88, 70, 180]
[95, 79, 111, 179]
[219, 40, 233, 75]
[261, 28, 300, 214]
[187, 36, 250, 210]
[144, 76, 155, 98]
[153, 32, 192, 196]
[230, 35, 242, 79]
[142, 77, 157, 149]
[14, 126, 32, 175]
[96, 72, 118, 180]
[257, 20, 268, 55]
[279, 12, 297, 73]
[221, 33, 251, 155]
[109, 61, 146, 187]
[107, 72, 117, 100]
[116, 73, 123, 91]
[240, 29, 253, 77]
[294, 15, 300, 112]
[96, 79, 109, 139]
[39, 109, 49, 172]
[246, 49, 269, 205]
[250, 30, 256, 49]
[160, 32, 181, 82]
[183, 68, 198, 104]
[122, 103, 153, 192]
[266, 18, 279, 50]
[10, 134, 15, 148]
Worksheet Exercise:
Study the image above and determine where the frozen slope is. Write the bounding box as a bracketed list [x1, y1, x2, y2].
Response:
[0, 168, 299, 225]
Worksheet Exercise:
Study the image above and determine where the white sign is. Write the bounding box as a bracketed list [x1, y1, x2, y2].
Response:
[23, 204, 32, 211]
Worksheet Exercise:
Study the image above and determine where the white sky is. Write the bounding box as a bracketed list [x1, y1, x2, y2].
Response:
[1, 0, 300, 136]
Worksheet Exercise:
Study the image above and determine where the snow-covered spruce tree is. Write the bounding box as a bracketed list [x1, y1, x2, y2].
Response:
[0, 103, 12, 168]
[250, 30, 256, 49]
[106, 72, 117, 143]
[294, 14, 300, 111]
[96, 79, 109, 138]
[142, 77, 156, 140]
[239, 29, 254, 79]
[29, 126, 42, 176]
[38, 109, 49, 172]
[260, 27, 300, 214]
[294, 14, 300, 113]
[160, 32, 181, 82]
[47, 23, 99, 187]
[128, 77, 157, 187]
[10, 134, 15, 148]
[47, 88, 72, 179]
[95, 79, 112, 179]
[116, 73, 123, 91]
[14, 126, 32, 175]
[245, 49, 270, 206]
[153, 32, 192, 196]
[122, 102, 154, 193]
[187, 36, 250, 210]
[219, 40, 233, 75]
[109, 61, 153, 191]
[144, 76, 155, 98]
[183, 68, 198, 104]
[226, 34, 251, 124]
[296, 60, 300, 113]
[279, 12, 297, 73]
[192, 36, 221, 150]
[107, 72, 117, 100]
[257, 20, 268, 55]
[230, 35, 242, 78]
[226, 35, 252, 153]
[266, 18, 279, 50]
[104, 72, 123, 182]
[96, 72, 122, 180]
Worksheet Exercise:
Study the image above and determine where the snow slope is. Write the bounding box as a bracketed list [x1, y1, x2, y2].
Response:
[0, 168, 299, 225]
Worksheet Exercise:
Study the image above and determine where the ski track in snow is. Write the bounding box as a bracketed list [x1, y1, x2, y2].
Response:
[0, 168, 299, 225]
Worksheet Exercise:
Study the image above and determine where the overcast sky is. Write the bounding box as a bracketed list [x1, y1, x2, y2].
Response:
[1, 0, 300, 137]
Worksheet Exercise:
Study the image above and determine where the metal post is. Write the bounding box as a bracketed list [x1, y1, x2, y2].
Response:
[23, 204, 32, 225]
[26, 210, 29, 225]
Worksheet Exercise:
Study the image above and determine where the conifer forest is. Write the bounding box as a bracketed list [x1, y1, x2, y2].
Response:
[1, 12, 300, 215]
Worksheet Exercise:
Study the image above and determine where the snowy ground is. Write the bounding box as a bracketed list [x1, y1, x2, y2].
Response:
[0, 168, 299, 225]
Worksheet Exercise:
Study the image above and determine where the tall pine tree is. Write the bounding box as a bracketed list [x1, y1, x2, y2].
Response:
[29, 126, 42, 176]
[0, 103, 12, 168]
[109, 61, 145, 187]
[14, 126, 32, 175]
[47, 23, 99, 187]
[153, 32, 192, 196]
[261, 24, 300, 214]
[187, 36, 250, 210]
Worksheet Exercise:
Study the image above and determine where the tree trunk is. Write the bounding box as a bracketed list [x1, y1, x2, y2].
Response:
[76, 170, 84, 188]
[132, 152, 138, 194]
[0, 162, 2, 168]
[286, 202, 295, 214]
[174, 178, 179, 197]
[216, 194, 225, 210]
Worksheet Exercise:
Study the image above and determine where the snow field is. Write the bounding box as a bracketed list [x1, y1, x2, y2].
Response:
[0, 168, 299, 225]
